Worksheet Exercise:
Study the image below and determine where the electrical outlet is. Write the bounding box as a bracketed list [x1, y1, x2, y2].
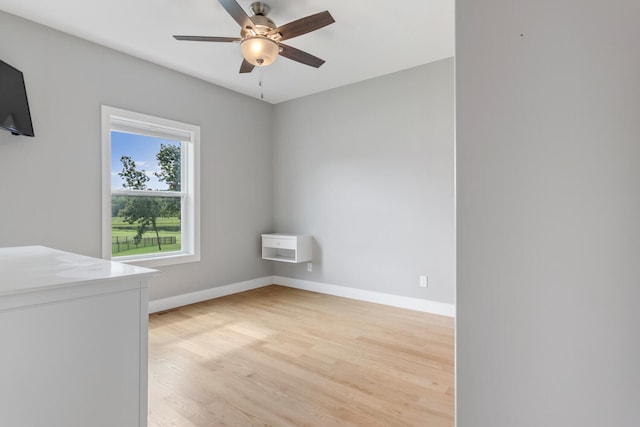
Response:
[307, 262, 312, 272]
[419, 276, 428, 288]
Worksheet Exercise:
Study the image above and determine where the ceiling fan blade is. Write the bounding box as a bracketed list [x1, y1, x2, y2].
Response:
[239, 59, 255, 74]
[218, 0, 256, 31]
[173, 35, 241, 42]
[279, 43, 326, 68]
[268, 11, 335, 41]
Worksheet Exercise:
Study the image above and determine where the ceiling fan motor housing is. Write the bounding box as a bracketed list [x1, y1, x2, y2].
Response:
[240, 14, 277, 38]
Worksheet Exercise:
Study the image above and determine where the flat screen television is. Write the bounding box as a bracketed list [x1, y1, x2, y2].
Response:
[0, 59, 34, 137]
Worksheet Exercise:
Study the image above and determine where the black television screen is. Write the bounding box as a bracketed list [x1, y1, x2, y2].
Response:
[0, 59, 34, 137]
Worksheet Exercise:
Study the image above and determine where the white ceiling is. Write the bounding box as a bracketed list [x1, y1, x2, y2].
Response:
[0, 0, 454, 104]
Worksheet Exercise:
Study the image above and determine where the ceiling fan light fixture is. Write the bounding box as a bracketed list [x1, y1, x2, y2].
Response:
[240, 36, 279, 66]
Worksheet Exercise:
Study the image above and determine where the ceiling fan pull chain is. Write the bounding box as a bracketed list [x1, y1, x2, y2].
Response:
[259, 69, 264, 99]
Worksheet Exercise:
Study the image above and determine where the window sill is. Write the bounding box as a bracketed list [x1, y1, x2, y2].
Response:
[113, 251, 200, 268]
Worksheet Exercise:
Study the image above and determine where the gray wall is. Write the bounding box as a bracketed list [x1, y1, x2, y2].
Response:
[0, 11, 455, 307]
[272, 59, 455, 304]
[457, 1, 640, 425]
[0, 11, 274, 301]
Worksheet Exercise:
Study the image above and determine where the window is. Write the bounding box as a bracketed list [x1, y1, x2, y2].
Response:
[102, 106, 200, 267]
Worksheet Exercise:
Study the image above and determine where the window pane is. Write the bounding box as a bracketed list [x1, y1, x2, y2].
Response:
[103, 105, 199, 266]
[111, 131, 181, 192]
[111, 195, 181, 257]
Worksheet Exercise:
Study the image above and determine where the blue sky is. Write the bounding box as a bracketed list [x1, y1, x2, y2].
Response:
[111, 131, 180, 191]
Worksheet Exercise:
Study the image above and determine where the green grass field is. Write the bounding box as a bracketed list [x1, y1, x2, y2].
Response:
[112, 216, 181, 257]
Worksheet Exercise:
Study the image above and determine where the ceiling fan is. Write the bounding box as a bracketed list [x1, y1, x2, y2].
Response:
[174, 0, 335, 74]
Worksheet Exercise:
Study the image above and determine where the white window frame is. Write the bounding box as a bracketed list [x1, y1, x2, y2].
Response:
[101, 105, 200, 267]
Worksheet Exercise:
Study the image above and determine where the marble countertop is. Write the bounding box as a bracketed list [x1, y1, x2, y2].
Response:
[0, 246, 156, 296]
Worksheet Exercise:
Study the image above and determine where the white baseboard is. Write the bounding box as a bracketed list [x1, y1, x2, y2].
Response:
[273, 276, 455, 317]
[148, 276, 273, 313]
[148, 275, 455, 318]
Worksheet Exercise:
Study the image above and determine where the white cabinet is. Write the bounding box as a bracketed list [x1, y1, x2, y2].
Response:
[0, 246, 155, 427]
[261, 233, 312, 263]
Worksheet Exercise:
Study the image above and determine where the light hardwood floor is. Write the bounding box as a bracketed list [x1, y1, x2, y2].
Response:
[148, 285, 454, 426]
